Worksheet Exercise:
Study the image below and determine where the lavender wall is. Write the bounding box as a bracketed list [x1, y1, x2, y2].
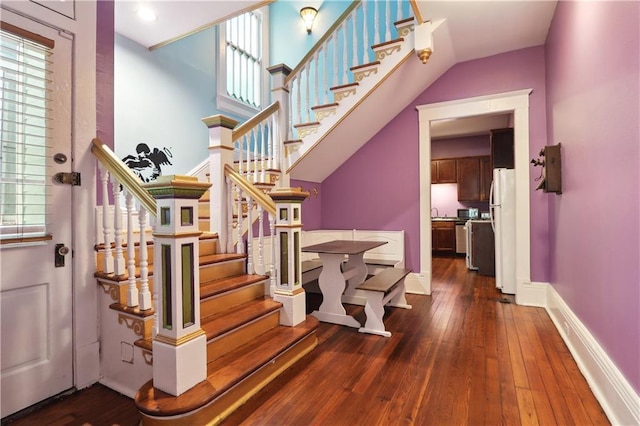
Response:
[321, 46, 549, 280]
[545, 1, 640, 392]
[290, 179, 323, 230]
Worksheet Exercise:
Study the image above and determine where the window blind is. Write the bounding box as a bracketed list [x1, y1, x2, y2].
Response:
[0, 25, 53, 241]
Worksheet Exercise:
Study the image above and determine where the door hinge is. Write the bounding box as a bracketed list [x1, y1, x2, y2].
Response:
[54, 172, 81, 186]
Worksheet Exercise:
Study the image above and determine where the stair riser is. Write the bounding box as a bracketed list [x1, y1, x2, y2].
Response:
[199, 259, 245, 283]
[198, 202, 209, 218]
[139, 332, 318, 426]
[199, 220, 210, 232]
[200, 281, 265, 319]
[206, 310, 280, 363]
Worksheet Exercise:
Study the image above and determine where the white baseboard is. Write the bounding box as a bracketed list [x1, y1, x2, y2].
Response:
[546, 285, 640, 426]
[405, 272, 430, 295]
[516, 281, 548, 307]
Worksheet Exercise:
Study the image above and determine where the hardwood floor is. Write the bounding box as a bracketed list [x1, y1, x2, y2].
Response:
[4, 257, 609, 425]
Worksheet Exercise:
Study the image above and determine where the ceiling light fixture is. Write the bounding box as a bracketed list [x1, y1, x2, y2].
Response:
[136, 7, 158, 22]
[300, 7, 318, 35]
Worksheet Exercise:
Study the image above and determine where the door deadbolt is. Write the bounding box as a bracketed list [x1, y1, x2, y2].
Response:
[53, 153, 67, 164]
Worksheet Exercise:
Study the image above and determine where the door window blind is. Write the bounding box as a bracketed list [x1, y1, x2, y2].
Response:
[0, 25, 53, 241]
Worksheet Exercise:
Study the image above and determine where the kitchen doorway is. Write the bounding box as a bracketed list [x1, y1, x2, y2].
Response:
[417, 90, 532, 303]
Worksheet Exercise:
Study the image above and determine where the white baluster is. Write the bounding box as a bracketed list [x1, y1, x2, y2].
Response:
[341, 21, 348, 84]
[374, 1, 380, 45]
[268, 115, 275, 171]
[323, 45, 329, 104]
[138, 206, 152, 310]
[397, 0, 402, 24]
[257, 204, 264, 275]
[226, 177, 234, 253]
[111, 175, 125, 276]
[272, 113, 280, 172]
[260, 122, 266, 183]
[296, 75, 302, 127]
[236, 185, 244, 254]
[246, 196, 254, 274]
[352, 13, 358, 68]
[363, 3, 369, 62]
[100, 165, 114, 274]
[332, 35, 339, 88]
[125, 192, 138, 307]
[245, 133, 251, 181]
[269, 213, 276, 296]
[385, 0, 391, 42]
[314, 50, 320, 106]
[252, 128, 258, 183]
[237, 139, 243, 179]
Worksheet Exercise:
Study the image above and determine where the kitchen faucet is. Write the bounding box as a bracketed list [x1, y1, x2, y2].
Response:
[431, 207, 439, 218]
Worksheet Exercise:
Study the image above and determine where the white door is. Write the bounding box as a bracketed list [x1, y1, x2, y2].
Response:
[0, 8, 74, 418]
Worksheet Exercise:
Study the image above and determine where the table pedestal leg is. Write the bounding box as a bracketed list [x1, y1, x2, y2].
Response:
[311, 253, 360, 328]
[342, 253, 368, 306]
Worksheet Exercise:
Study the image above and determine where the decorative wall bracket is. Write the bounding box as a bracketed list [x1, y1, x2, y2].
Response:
[531, 143, 562, 194]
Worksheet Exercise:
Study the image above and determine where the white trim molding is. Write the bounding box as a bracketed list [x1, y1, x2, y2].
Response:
[546, 286, 640, 426]
[417, 89, 532, 297]
[517, 281, 548, 308]
[405, 272, 430, 295]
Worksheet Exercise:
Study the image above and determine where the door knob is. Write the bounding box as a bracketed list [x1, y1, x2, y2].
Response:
[55, 244, 69, 267]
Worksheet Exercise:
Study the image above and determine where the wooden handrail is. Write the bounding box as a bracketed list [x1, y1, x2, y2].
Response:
[224, 164, 276, 216]
[409, 0, 423, 24]
[284, 1, 361, 87]
[232, 100, 280, 141]
[91, 138, 157, 216]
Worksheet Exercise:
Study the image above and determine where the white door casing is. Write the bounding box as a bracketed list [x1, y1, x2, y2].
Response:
[417, 90, 532, 299]
[0, 7, 73, 418]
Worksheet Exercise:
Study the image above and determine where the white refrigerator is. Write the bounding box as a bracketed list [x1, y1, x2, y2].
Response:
[490, 168, 516, 294]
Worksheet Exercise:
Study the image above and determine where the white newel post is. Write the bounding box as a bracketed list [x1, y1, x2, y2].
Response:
[202, 115, 238, 254]
[267, 64, 291, 187]
[270, 187, 309, 326]
[144, 175, 211, 396]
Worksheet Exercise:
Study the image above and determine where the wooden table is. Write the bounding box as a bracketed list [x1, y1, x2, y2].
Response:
[301, 240, 387, 327]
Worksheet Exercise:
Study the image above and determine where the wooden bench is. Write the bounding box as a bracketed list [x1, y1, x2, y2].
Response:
[355, 268, 412, 337]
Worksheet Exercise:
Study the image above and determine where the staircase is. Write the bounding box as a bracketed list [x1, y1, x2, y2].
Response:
[94, 185, 318, 425]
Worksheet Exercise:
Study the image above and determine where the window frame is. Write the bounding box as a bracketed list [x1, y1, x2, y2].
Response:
[216, 7, 270, 119]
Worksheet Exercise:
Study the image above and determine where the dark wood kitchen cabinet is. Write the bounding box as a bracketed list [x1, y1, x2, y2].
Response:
[491, 128, 514, 169]
[432, 221, 456, 254]
[431, 159, 457, 184]
[457, 156, 491, 202]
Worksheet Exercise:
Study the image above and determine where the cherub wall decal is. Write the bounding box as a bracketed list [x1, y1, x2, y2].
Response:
[122, 143, 173, 182]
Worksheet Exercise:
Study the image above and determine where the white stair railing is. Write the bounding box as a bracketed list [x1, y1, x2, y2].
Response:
[92, 138, 156, 312]
[284, 0, 412, 139]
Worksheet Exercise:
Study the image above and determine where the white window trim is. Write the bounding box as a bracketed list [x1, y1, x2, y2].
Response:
[217, 7, 270, 119]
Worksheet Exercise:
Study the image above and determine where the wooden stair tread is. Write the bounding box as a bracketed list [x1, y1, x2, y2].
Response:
[199, 253, 246, 266]
[135, 316, 318, 417]
[200, 273, 268, 299]
[201, 297, 282, 340]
